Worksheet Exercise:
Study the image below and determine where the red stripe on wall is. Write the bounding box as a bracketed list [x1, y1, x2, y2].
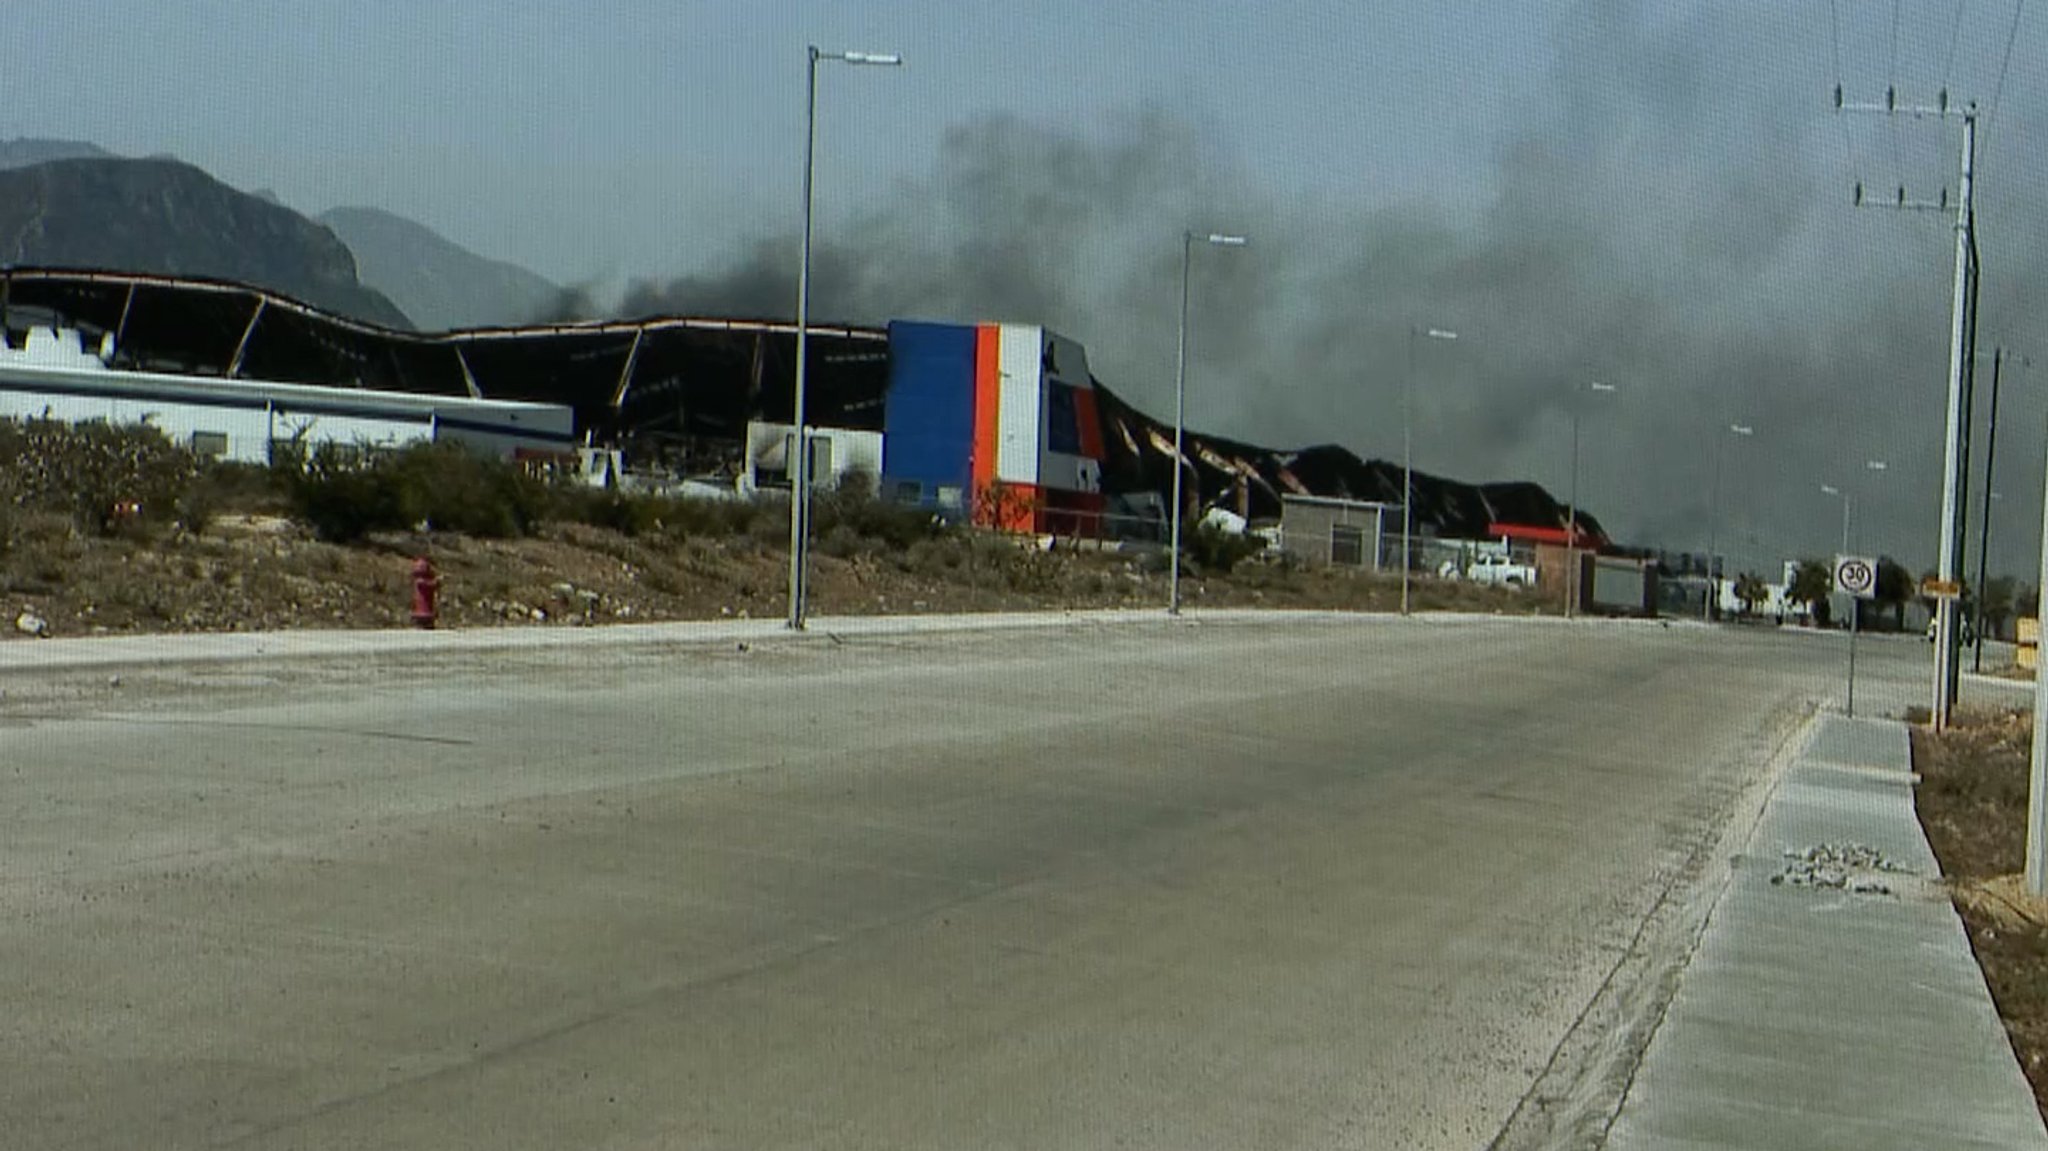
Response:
[1073, 385, 1105, 461]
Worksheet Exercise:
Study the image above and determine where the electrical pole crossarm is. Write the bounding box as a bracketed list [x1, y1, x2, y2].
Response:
[1837, 86, 1967, 118]
[1853, 182, 1952, 211]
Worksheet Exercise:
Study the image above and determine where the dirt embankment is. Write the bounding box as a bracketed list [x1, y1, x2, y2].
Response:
[0, 420, 1574, 641]
[1914, 709, 2048, 1118]
[1, 509, 1550, 641]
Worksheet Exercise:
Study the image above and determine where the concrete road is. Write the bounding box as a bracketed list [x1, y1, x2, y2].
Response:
[0, 616, 1931, 1149]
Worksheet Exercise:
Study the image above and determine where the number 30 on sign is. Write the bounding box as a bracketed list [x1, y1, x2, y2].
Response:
[1833, 555, 1877, 600]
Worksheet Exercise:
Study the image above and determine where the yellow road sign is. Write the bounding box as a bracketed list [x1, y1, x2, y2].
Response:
[1920, 578, 1962, 599]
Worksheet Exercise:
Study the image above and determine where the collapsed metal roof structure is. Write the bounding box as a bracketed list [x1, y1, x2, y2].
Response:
[0, 268, 889, 449]
[1086, 385, 1605, 545]
[0, 266, 1604, 545]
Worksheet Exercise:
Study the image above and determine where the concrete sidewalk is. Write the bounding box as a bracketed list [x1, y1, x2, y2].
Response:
[1604, 714, 2048, 1149]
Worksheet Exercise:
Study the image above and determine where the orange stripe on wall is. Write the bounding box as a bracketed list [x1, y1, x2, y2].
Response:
[971, 324, 1001, 502]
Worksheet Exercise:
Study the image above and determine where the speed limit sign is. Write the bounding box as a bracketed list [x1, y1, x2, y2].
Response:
[1834, 554, 1877, 600]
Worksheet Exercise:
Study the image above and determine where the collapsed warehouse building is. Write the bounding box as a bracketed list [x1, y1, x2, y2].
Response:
[0, 266, 1605, 547]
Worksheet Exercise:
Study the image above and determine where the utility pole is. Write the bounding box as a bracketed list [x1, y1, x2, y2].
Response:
[1838, 87, 1978, 731]
[1937, 109, 1978, 732]
[2022, 340, 2048, 887]
[1976, 348, 2004, 672]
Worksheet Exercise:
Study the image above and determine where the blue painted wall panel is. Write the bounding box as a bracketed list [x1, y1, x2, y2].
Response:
[882, 320, 977, 498]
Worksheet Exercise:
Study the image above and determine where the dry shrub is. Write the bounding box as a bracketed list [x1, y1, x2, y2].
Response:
[0, 418, 200, 537]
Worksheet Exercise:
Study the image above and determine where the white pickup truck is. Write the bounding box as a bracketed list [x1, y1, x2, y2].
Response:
[1463, 552, 1538, 588]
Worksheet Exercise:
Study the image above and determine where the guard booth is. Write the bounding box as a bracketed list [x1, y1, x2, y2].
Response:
[1588, 555, 1659, 617]
[1492, 521, 1654, 616]
[1495, 523, 1594, 611]
[1278, 494, 1395, 568]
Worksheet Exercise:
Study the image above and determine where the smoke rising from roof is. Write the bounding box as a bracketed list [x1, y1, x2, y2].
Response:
[585, 5, 2048, 574]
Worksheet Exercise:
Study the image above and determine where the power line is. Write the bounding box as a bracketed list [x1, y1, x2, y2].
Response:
[1889, 0, 1904, 88]
[1888, 0, 1906, 181]
[1830, 0, 1847, 81]
[1989, 0, 2028, 129]
[1829, 0, 1860, 169]
[1943, 0, 1968, 93]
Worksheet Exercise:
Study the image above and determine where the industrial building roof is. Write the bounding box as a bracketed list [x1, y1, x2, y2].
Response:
[0, 266, 1607, 545]
[0, 267, 889, 450]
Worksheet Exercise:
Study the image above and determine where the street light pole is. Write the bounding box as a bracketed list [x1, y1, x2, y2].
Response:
[787, 45, 900, 631]
[1822, 482, 1852, 637]
[1860, 459, 1887, 622]
[1565, 381, 1615, 619]
[1402, 325, 1458, 616]
[1822, 470, 1878, 715]
[1821, 484, 1850, 555]
[1568, 409, 1579, 618]
[1704, 422, 1754, 622]
[1821, 482, 1864, 714]
[1168, 230, 1247, 616]
[1864, 460, 1888, 548]
[2030, 418, 2048, 893]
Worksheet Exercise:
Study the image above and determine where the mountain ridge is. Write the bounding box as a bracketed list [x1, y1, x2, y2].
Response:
[318, 205, 558, 331]
[0, 156, 411, 329]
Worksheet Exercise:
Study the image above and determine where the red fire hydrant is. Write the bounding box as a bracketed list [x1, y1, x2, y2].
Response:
[410, 557, 441, 629]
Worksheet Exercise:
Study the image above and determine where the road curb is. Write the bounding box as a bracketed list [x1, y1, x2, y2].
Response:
[0, 607, 1335, 674]
[0, 605, 1684, 675]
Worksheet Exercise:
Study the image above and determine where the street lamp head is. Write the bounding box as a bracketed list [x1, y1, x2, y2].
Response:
[1729, 423, 1753, 436]
[1867, 459, 1888, 471]
[1588, 381, 1616, 393]
[837, 50, 903, 65]
[1821, 484, 1841, 496]
[1205, 233, 1249, 247]
[1425, 328, 1458, 341]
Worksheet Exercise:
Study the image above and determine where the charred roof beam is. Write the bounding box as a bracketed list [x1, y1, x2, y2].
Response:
[225, 298, 266, 379]
[453, 346, 482, 398]
[110, 282, 135, 359]
[610, 328, 645, 409]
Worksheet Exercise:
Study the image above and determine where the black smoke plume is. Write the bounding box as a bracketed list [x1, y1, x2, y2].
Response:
[597, 5, 2048, 571]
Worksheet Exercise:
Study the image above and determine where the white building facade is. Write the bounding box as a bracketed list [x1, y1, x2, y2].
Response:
[0, 327, 576, 463]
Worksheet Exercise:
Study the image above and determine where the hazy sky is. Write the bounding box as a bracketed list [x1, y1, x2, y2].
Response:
[5, 2, 2047, 578]
[4, 2, 1543, 280]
